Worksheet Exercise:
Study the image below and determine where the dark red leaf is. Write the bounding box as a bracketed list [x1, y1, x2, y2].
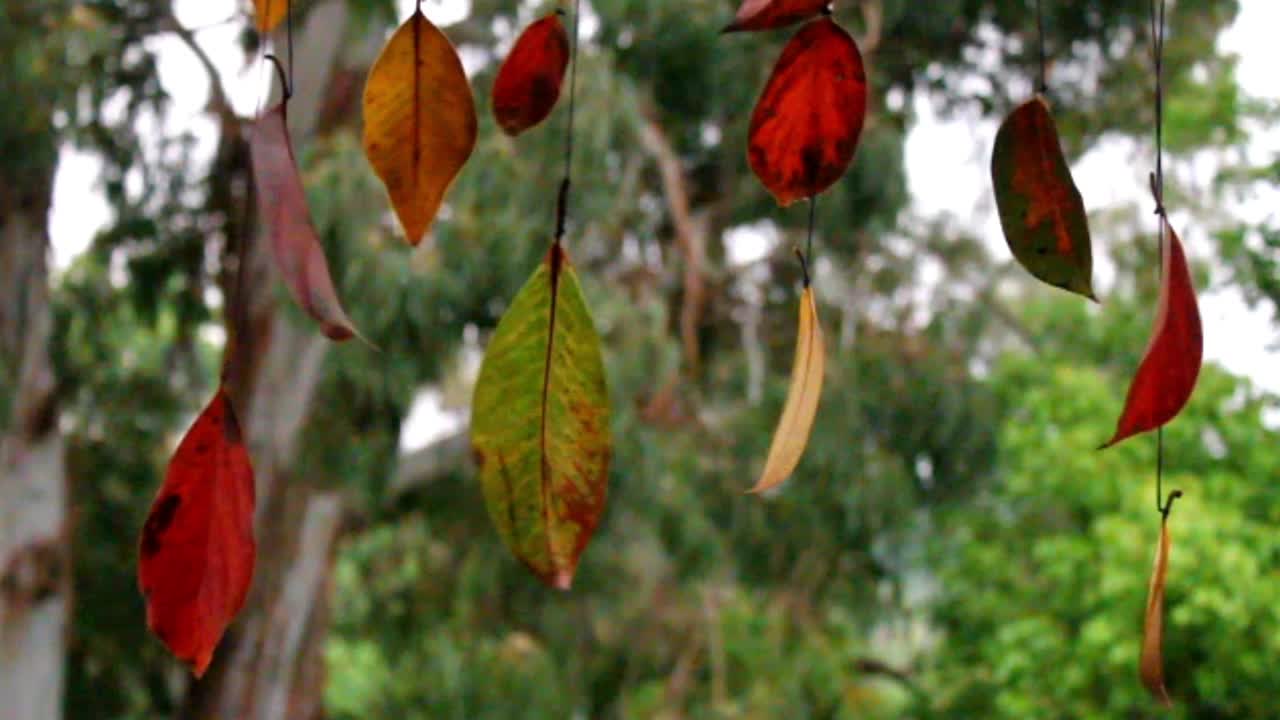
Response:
[1103, 223, 1202, 448]
[748, 18, 867, 206]
[492, 14, 570, 136]
[249, 103, 362, 341]
[723, 0, 831, 33]
[139, 388, 255, 677]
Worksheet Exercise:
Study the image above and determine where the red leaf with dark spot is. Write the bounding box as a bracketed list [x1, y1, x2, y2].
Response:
[139, 388, 255, 678]
[249, 103, 362, 342]
[1104, 223, 1202, 448]
[492, 13, 570, 136]
[723, 0, 830, 33]
[748, 18, 867, 206]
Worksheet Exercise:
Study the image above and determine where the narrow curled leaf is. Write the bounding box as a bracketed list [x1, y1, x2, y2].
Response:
[492, 13, 570, 136]
[722, 0, 831, 33]
[253, 0, 286, 33]
[1140, 519, 1172, 707]
[750, 285, 825, 493]
[139, 388, 255, 678]
[249, 103, 362, 342]
[991, 95, 1096, 299]
[1103, 223, 1202, 448]
[363, 9, 477, 245]
[748, 18, 867, 206]
[471, 244, 611, 589]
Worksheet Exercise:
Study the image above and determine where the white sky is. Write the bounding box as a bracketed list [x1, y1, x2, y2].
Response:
[47, 0, 1280, 449]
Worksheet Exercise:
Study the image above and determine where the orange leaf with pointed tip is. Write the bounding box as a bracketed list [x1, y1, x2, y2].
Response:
[748, 18, 867, 206]
[139, 388, 255, 678]
[252, 0, 287, 33]
[1103, 222, 1202, 448]
[363, 9, 477, 245]
[723, 0, 831, 33]
[991, 96, 1097, 299]
[248, 103, 363, 342]
[1140, 518, 1173, 707]
[492, 14, 570, 136]
[750, 285, 825, 493]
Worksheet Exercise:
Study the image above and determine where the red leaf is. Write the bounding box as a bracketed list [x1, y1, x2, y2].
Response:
[139, 388, 255, 677]
[1104, 223, 1202, 448]
[249, 103, 362, 342]
[723, 0, 831, 33]
[492, 14, 570, 136]
[748, 18, 867, 206]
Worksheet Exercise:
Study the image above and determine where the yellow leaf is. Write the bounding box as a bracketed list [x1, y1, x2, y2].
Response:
[750, 286, 825, 493]
[362, 10, 477, 245]
[1140, 519, 1172, 707]
[252, 0, 287, 33]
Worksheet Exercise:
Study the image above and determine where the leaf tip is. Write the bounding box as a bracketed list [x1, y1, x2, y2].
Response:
[550, 569, 575, 591]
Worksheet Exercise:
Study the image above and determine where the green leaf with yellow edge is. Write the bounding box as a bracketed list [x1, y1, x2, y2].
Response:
[471, 244, 611, 589]
[991, 95, 1096, 301]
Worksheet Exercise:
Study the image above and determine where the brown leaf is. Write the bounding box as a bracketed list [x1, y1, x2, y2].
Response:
[492, 13, 570, 136]
[1140, 518, 1173, 707]
[363, 9, 477, 245]
[723, 0, 831, 33]
[248, 103, 363, 342]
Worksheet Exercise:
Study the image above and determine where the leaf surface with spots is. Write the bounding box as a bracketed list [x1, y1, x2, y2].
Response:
[723, 0, 831, 33]
[363, 9, 477, 245]
[492, 13, 570, 137]
[471, 244, 611, 589]
[138, 388, 255, 678]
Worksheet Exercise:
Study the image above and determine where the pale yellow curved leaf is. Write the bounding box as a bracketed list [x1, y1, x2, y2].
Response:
[750, 286, 825, 493]
[1140, 519, 1172, 707]
[362, 10, 477, 245]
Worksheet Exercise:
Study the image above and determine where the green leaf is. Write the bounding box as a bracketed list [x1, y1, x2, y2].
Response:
[991, 96, 1097, 301]
[470, 244, 611, 589]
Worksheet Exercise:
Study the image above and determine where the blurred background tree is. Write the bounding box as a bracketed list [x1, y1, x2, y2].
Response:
[0, 0, 1276, 718]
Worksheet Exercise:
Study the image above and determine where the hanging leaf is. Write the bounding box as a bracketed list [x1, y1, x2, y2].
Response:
[991, 96, 1097, 300]
[363, 8, 477, 245]
[253, 0, 286, 33]
[722, 0, 831, 33]
[138, 388, 255, 678]
[492, 13, 570, 137]
[748, 18, 867, 206]
[1103, 223, 1202, 448]
[248, 103, 363, 342]
[471, 244, 611, 589]
[1140, 518, 1173, 707]
[750, 285, 825, 493]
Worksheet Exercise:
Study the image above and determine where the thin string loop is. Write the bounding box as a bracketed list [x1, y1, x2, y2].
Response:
[554, 0, 583, 246]
[1148, 0, 1177, 516]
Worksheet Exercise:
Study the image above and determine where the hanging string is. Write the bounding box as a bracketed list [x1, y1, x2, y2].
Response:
[262, 0, 295, 106]
[796, 196, 817, 288]
[554, 0, 583, 245]
[1034, 0, 1048, 94]
[1148, 0, 1177, 517]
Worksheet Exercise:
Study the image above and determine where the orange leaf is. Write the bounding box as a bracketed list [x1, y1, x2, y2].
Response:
[991, 96, 1096, 299]
[748, 18, 867, 206]
[723, 0, 831, 33]
[492, 13, 570, 136]
[750, 285, 825, 493]
[248, 103, 363, 342]
[139, 388, 255, 678]
[1103, 222, 1202, 448]
[1140, 518, 1173, 707]
[252, 0, 287, 33]
[363, 9, 477, 245]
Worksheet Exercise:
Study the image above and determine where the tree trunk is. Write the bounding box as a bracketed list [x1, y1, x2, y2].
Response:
[0, 158, 68, 720]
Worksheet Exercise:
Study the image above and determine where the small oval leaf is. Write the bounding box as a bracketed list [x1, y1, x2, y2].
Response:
[722, 0, 831, 33]
[471, 244, 611, 589]
[1103, 223, 1202, 448]
[1140, 519, 1173, 707]
[748, 18, 867, 206]
[139, 388, 256, 678]
[363, 9, 477, 245]
[750, 285, 825, 493]
[253, 0, 286, 33]
[991, 96, 1096, 299]
[248, 103, 363, 342]
[492, 13, 570, 136]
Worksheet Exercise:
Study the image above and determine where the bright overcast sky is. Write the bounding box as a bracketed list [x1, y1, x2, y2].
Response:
[48, 0, 1279, 416]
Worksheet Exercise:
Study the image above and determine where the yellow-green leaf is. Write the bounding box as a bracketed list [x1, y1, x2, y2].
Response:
[991, 95, 1096, 300]
[1141, 518, 1173, 707]
[252, 0, 287, 33]
[471, 244, 611, 589]
[362, 9, 477, 245]
[750, 285, 825, 493]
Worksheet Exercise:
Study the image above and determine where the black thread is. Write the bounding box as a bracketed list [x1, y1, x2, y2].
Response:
[555, 0, 583, 247]
[1035, 0, 1047, 94]
[799, 196, 817, 288]
[1149, 0, 1178, 516]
